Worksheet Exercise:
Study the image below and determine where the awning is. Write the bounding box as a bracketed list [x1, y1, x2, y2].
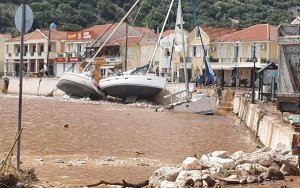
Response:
[234, 63, 265, 69]
[203, 63, 234, 70]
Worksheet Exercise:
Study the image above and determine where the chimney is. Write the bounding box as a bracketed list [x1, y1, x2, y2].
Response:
[231, 19, 239, 29]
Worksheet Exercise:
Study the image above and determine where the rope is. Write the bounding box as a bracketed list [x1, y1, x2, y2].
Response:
[115, 0, 146, 58]
[66, 0, 139, 72]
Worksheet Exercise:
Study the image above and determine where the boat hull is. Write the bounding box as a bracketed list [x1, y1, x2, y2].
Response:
[100, 74, 166, 100]
[57, 72, 103, 100]
[171, 96, 217, 115]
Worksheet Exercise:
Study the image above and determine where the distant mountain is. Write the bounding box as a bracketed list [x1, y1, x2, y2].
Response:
[0, 0, 299, 34]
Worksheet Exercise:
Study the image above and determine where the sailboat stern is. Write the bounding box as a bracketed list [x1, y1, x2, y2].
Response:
[99, 74, 166, 100]
[57, 72, 104, 100]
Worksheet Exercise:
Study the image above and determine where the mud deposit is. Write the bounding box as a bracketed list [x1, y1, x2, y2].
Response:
[0, 95, 298, 187]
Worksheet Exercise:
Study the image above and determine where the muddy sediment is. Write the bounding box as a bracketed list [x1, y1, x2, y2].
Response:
[0, 95, 298, 187]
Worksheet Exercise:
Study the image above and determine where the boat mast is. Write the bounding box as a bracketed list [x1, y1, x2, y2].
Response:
[146, 0, 175, 74]
[178, 0, 189, 99]
[83, 0, 140, 71]
[124, 22, 128, 71]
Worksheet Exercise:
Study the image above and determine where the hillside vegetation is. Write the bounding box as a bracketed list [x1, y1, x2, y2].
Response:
[0, 0, 299, 34]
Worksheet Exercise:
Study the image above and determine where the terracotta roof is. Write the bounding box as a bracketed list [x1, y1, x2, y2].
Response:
[40, 30, 67, 40]
[106, 36, 141, 46]
[7, 29, 67, 42]
[0, 34, 12, 40]
[7, 32, 32, 42]
[218, 24, 278, 42]
[200, 26, 237, 41]
[133, 26, 157, 38]
[82, 24, 113, 35]
[162, 30, 175, 37]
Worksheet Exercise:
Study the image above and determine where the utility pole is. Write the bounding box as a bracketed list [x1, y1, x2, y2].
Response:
[252, 43, 256, 104]
[17, 0, 26, 171]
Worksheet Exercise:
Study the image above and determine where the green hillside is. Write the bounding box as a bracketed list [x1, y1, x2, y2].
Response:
[0, 0, 299, 34]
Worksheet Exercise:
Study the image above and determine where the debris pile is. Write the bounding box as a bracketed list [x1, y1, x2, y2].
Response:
[149, 145, 299, 187]
[0, 168, 38, 188]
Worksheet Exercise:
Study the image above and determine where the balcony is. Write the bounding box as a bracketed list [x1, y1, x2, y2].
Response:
[180, 57, 193, 63]
[220, 58, 238, 63]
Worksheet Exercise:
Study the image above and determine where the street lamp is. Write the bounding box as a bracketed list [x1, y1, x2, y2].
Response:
[252, 43, 256, 104]
[45, 22, 57, 76]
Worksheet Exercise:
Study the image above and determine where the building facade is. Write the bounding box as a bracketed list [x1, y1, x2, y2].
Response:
[4, 29, 66, 77]
[215, 24, 278, 87]
[186, 26, 236, 83]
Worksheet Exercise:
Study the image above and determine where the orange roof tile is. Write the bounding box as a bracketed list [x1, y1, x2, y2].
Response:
[7, 29, 67, 42]
[7, 32, 32, 42]
[162, 30, 175, 37]
[40, 29, 67, 40]
[0, 34, 12, 40]
[133, 26, 157, 38]
[218, 24, 278, 42]
[201, 26, 237, 41]
[82, 24, 113, 35]
[106, 36, 141, 46]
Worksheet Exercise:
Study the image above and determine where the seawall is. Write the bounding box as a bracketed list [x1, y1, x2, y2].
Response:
[4, 77, 64, 96]
[233, 93, 294, 149]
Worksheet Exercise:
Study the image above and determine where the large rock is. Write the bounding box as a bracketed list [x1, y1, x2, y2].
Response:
[280, 164, 294, 176]
[202, 175, 216, 187]
[252, 146, 272, 154]
[266, 167, 285, 180]
[149, 166, 181, 187]
[236, 163, 255, 174]
[208, 151, 229, 159]
[160, 180, 178, 188]
[275, 143, 291, 156]
[200, 155, 236, 169]
[254, 163, 268, 174]
[182, 157, 203, 170]
[246, 175, 258, 184]
[250, 152, 274, 166]
[176, 170, 202, 187]
[230, 151, 245, 161]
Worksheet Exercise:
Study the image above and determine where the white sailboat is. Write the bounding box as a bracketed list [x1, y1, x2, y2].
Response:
[167, 0, 217, 114]
[56, 0, 141, 100]
[56, 71, 104, 100]
[99, 1, 179, 102]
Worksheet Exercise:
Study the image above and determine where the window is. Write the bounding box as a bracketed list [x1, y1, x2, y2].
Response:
[196, 29, 201, 38]
[219, 44, 226, 58]
[164, 48, 170, 57]
[249, 44, 259, 59]
[193, 46, 201, 57]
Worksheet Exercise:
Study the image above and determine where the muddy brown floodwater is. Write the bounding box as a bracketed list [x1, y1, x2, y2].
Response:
[0, 95, 298, 187]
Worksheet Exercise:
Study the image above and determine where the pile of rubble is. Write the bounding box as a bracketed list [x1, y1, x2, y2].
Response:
[0, 168, 38, 188]
[149, 145, 299, 187]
